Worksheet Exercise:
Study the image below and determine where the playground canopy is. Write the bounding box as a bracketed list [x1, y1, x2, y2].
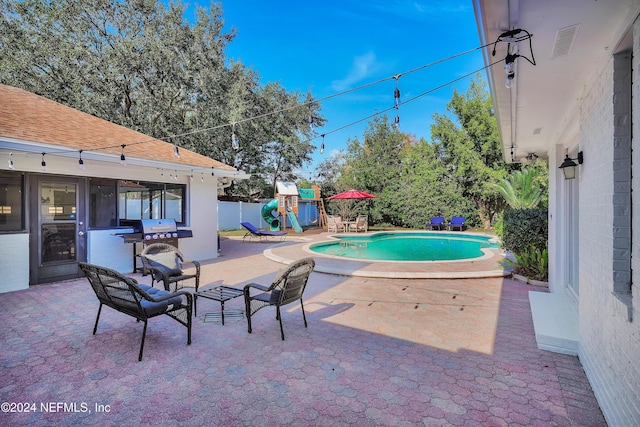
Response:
[327, 190, 378, 200]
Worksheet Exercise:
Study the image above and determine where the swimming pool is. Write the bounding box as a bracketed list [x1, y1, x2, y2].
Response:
[308, 232, 499, 262]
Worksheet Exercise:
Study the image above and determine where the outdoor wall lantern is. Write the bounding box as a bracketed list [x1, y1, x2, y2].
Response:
[559, 151, 584, 180]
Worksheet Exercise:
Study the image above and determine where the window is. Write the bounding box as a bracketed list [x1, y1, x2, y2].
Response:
[117, 180, 185, 224]
[0, 171, 24, 232]
[89, 179, 186, 228]
[89, 178, 118, 228]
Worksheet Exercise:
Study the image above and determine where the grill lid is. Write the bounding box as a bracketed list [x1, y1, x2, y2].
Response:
[140, 219, 178, 233]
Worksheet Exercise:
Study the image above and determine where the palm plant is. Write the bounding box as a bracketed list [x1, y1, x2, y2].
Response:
[496, 168, 543, 209]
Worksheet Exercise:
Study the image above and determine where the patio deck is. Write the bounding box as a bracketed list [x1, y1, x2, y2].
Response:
[0, 235, 605, 426]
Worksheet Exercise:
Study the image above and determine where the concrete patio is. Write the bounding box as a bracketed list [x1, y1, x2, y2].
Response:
[0, 235, 606, 426]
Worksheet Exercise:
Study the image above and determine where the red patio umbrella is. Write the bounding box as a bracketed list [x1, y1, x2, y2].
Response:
[327, 189, 378, 200]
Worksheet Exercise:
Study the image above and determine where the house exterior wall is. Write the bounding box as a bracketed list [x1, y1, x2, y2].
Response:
[0, 149, 222, 292]
[575, 24, 640, 424]
[0, 233, 29, 292]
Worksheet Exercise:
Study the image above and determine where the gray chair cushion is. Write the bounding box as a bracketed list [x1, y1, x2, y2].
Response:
[139, 285, 183, 316]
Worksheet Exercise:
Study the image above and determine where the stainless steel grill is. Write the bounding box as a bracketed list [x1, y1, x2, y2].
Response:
[119, 219, 193, 245]
[117, 219, 193, 272]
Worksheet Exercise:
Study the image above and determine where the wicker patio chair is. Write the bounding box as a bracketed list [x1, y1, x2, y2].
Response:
[139, 243, 201, 293]
[244, 257, 316, 340]
[79, 262, 192, 361]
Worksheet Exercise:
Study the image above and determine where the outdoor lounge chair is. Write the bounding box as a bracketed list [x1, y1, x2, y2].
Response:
[244, 257, 315, 340]
[139, 243, 201, 293]
[79, 262, 192, 361]
[448, 216, 466, 231]
[427, 216, 445, 230]
[240, 221, 288, 242]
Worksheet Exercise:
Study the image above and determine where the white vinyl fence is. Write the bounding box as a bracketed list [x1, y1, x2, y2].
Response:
[217, 200, 319, 230]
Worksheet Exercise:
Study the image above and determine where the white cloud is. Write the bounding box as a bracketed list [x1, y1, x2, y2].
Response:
[331, 52, 381, 91]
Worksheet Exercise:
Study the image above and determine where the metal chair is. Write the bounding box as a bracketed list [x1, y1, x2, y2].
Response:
[139, 243, 200, 293]
[243, 257, 316, 340]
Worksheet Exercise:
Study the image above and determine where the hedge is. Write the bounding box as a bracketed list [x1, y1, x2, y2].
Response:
[502, 208, 548, 254]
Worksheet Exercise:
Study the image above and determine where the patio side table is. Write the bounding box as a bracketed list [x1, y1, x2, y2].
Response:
[194, 285, 244, 325]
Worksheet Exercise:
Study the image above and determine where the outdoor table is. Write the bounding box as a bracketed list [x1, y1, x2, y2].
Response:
[194, 285, 244, 324]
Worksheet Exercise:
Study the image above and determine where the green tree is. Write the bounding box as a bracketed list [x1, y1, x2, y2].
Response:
[0, 0, 323, 198]
[431, 75, 510, 227]
[338, 115, 407, 224]
[396, 139, 473, 228]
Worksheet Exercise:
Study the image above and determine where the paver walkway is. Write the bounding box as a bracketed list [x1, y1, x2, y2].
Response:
[0, 236, 606, 426]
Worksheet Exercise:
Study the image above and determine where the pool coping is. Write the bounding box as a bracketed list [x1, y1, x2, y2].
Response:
[262, 231, 510, 279]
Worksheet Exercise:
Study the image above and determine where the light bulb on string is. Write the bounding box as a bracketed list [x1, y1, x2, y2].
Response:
[174, 171, 178, 181]
[505, 75, 515, 89]
[8, 152, 14, 170]
[320, 134, 325, 155]
[393, 74, 401, 108]
[120, 144, 127, 166]
[231, 123, 239, 150]
[173, 144, 180, 159]
[200, 174, 204, 183]
[41, 153, 47, 171]
[78, 150, 85, 170]
[308, 116, 314, 132]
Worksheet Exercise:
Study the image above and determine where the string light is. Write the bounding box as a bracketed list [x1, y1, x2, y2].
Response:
[393, 74, 401, 108]
[231, 123, 239, 150]
[12, 42, 505, 173]
[320, 134, 325, 155]
[8, 152, 14, 170]
[78, 150, 85, 170]
[41, 153, 47, 171]
[393, 74, 402, 128]
[173, 144, 180, 159]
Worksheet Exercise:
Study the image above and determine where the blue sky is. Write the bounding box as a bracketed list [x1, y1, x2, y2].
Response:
[184, 1, 484, 177]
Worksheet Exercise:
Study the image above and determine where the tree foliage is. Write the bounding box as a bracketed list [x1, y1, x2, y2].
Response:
[316, 76, 539, 230]
[0, 0, 323, 198]
[431, 75, 511, 226]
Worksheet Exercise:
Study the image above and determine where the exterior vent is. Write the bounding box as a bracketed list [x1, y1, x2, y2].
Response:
[551, 25, 579, 59]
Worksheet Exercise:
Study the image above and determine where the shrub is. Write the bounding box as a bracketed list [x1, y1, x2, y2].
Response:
[502, 246, 549, 281]
[502, 208, 547, 254]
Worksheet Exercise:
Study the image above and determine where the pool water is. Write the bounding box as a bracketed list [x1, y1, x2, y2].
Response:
[309, 232, 498, 261]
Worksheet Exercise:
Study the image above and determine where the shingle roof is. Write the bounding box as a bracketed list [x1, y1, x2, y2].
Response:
[0, 84, 236, 171]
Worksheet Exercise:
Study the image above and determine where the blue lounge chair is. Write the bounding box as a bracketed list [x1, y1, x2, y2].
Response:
[241, 222, 288, 242]
[427, 216, 445, 230]
[448, 216, 466, 231]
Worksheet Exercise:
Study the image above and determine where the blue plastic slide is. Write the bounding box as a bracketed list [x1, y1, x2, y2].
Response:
[287, 211, 303, 233]
[261, 198, 281, 231]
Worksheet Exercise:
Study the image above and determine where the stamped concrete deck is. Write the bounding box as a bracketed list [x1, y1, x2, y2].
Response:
[0, 235, 606, 426]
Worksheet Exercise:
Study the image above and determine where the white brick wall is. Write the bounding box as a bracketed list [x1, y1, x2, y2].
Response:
[576, 21, 640, 425]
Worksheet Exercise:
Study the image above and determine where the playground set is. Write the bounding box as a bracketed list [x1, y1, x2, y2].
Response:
[261, 182, 327, 232]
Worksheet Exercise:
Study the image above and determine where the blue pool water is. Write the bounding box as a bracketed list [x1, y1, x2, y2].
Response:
[309, 232, 498, 261]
